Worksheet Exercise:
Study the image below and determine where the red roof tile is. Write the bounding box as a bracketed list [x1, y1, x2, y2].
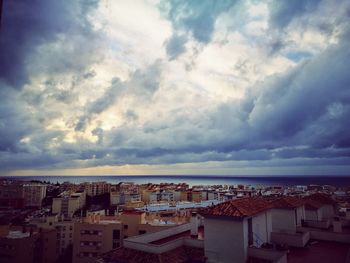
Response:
[307, 193, 337, 205]
[199, 197, 273, 219]
[271, 196, 304, 209]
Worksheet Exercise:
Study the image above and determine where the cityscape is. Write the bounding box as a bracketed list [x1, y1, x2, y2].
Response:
[1, 0, 350, 262]
[0, 177, 350, 263]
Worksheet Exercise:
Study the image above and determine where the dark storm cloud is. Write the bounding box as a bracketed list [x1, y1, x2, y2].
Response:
[269, 0, 322, 28]
[0, 0, 98, 89]
[1, 0, 350, 173]
[92, 28, 350, 167]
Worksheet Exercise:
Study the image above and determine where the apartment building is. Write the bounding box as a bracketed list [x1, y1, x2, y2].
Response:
[85, 182, 111, 197]
[22, 183, 47, 208]
[52, 191, 86, 219]
[0, 225, 57, 263]
[72, 216, 123, 263]
[29, 214, 75, 256]
[0, 182, 24, 208]
[110, 191, 141, 206]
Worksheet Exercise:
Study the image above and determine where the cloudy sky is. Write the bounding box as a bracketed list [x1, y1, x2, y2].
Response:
[0, 0, 350, 176]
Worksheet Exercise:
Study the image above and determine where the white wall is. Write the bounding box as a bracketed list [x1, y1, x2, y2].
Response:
[296, 206, 305, 226]
[271, 209, 296, 234]
[204, 218, 247, 263]
[321, 205, 335, 219]
[305, 209, 321, 221]
[252, 211, 271, 245]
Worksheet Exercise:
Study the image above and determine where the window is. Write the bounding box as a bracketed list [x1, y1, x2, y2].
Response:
[113, 230, 120, 239]
[123, 225, 128, 229]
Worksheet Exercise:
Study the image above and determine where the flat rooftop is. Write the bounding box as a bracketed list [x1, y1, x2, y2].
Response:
[150, 226, 204, 245]
[288, 240, 350, 263]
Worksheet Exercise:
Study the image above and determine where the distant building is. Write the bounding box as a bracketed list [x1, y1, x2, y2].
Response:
[22, 183, 47, 208]
[52, 191, 86, 219]
[86, 182, 111, 197]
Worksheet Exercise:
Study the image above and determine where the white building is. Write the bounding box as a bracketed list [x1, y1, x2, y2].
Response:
[200, 197, 286, 263]
[270, 197, 310, 247]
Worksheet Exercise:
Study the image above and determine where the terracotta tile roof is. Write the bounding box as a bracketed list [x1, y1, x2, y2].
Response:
[199, 197, 273, 219]
[271, 196, 304, 209]
[307, 193, 337, 205]
[99, 246, 205, 263]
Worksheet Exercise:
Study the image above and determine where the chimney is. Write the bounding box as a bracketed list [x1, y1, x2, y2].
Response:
[190, 212, 199, 237]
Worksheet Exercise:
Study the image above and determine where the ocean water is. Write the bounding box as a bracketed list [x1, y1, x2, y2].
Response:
[2, 175, 350, 187]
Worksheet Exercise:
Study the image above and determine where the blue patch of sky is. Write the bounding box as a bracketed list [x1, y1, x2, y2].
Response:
[286, 50, 312, 62]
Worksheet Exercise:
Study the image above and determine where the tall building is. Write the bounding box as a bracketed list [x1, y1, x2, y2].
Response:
[0, 182, 24, 208]
[86, 182, 111, 196]
[52, 191, 86, 219]
[22, 183, 47, 208]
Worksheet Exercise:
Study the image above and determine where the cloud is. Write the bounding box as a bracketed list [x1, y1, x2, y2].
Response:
[0, 0, 98, 89]
[269, 0, 322, 29]
[75, 60, 162, 131]
[165, 33, 188, 60]
[1, 0, 350, 175]
[161, 0, 237, 61]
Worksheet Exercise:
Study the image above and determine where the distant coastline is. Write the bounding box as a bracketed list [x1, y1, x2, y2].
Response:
[2, 175, 350, 187]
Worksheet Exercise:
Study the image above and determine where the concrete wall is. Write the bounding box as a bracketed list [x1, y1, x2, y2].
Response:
[303, 219, 331, 229]
[321, 205, 335, 220]
[271, 231, 310, 247]
[204, 218, 247, 263]
[305, 209, 322, 221]
[252, 211, 272, 245]
[298, 227, 350, 244]
[271, 209, 296, 234]
[296, 206, 305, 226]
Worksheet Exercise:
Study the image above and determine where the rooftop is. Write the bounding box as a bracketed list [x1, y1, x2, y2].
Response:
[6, 230, 31, 239]
[271, 196, 304, 209]
[288, 240, 350, 263]
[200, 197, 273, 219]
[306, 193, 337, 205]
[150, 226, 204, 245]
[99, 245, 205, 263]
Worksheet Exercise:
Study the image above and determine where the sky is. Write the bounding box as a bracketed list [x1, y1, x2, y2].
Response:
[0, 0, 350, 176]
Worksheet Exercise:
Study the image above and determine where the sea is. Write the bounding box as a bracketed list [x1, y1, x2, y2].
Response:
[1, 175, 350, 187]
